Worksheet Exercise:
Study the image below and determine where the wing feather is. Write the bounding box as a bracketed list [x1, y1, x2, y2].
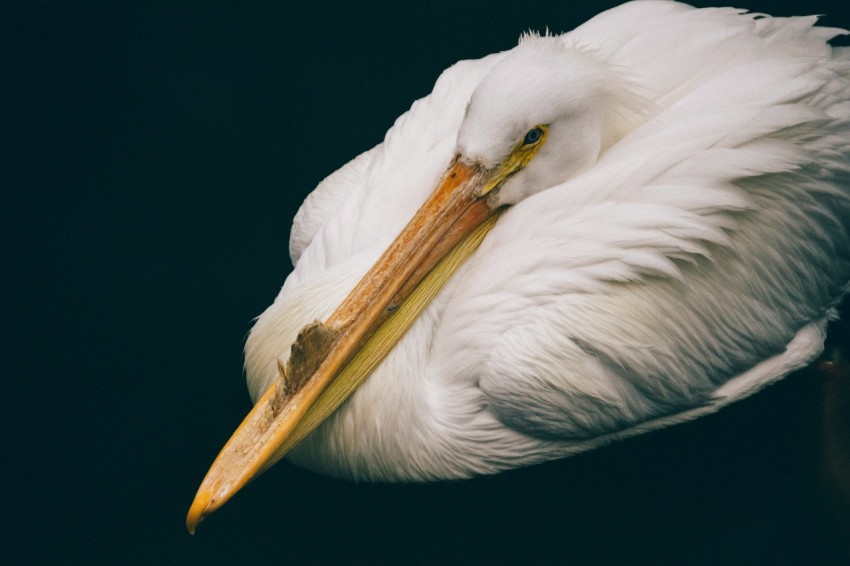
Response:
[430, 3, 850, 440]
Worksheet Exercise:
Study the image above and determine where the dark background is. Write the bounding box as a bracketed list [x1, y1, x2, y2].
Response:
[5, 0, 850, 563]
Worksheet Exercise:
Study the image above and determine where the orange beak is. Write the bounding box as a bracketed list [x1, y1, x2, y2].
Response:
[186, 158, 503, 533]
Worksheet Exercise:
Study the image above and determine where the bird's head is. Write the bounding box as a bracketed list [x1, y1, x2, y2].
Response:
[187, 36, 649, 532]
[457, 36, 646, 205]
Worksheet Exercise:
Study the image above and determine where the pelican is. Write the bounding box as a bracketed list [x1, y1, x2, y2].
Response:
[187, 1, 850, 532]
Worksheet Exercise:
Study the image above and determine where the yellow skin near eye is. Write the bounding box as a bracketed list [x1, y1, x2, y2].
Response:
[479, 124, 549, 196]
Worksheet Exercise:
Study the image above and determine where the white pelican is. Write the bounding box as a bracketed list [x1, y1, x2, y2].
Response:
[187, 1, 850, 531]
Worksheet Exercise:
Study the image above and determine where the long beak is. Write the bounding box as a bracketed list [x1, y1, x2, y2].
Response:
[186, 158, 503, 532]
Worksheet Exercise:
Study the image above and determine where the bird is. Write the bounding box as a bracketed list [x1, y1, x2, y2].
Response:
[187, 0, 850, 531]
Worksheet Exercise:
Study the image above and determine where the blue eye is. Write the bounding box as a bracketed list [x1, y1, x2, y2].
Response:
[523, 127, 544, 146]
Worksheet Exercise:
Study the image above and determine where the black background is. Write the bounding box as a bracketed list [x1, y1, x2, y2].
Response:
[5, 0, 850, 563]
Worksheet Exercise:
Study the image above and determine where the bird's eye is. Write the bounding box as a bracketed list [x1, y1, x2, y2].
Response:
[522, 127, 544, 146]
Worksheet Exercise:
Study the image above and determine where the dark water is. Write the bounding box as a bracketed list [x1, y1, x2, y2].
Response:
[5, 1, 849, 563]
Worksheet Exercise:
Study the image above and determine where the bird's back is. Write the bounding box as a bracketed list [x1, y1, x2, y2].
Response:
[432, 2, 850, 444]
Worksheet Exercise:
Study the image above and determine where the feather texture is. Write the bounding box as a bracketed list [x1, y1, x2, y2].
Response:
[245, 1, 850, 481]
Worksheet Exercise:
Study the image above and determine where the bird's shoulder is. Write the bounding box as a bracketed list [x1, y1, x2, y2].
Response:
[287, 53, 507, 271]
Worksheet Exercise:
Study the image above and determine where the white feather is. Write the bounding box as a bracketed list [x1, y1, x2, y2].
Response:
[245, 1, 850, 481]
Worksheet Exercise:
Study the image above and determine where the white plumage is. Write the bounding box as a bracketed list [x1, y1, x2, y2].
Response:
[243, 1, 850, 482]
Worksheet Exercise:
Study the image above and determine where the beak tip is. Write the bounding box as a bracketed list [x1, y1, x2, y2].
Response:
[186, 490, 214, 535]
